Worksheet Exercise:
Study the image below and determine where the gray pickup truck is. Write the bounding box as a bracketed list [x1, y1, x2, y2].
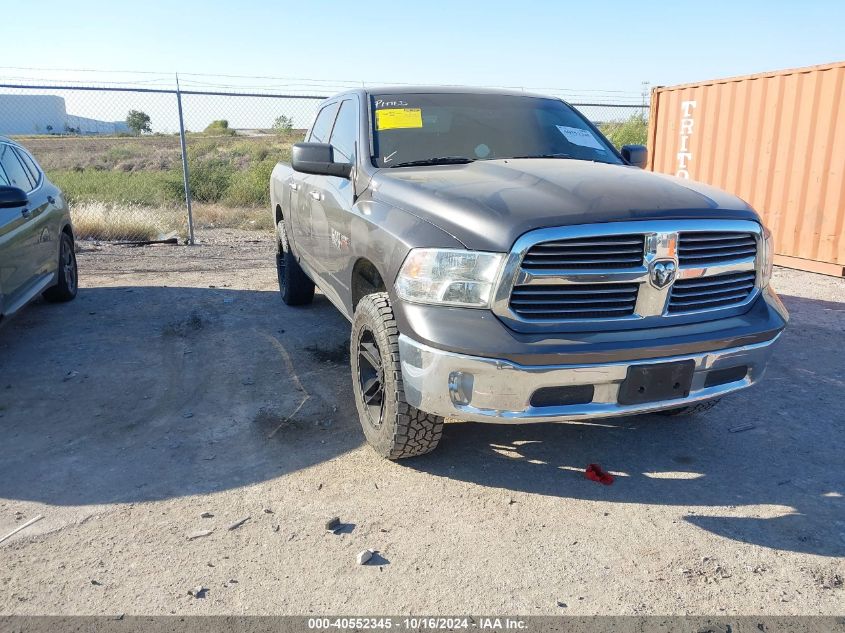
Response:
[270, 87, 788, 459]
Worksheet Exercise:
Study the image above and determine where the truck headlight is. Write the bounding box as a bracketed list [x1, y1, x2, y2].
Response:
[395, 249, 505, 308]
[760, 226, 774, 288]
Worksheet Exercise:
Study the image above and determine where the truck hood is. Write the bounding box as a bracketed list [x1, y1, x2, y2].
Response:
[370, 159, 759, 251]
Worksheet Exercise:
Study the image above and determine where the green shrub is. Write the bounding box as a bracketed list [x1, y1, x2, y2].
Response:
[45, 136, 297, 212]
[600, 113, 648, 149]
[105, 145, 136, 162]
[272, 115, 294, 134]
[186, 158, 235, 202]
[223, 158, 276, 207]
[203, 120, 236, 136]
[50, 169, 180, 206]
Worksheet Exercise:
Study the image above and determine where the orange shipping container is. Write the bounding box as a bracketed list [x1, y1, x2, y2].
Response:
[647, 61, 845, 277]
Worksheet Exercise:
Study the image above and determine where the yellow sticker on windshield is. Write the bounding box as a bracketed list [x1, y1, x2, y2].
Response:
[375, 108, 423, 130]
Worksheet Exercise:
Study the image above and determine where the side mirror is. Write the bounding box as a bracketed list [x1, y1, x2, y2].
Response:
[621, 144, 647, 169]
[0, 186, 28, 209]
[292, 143, 352, 179]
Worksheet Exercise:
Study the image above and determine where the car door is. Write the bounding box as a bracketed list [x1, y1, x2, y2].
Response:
[293, 102, 339, 272]
[0, 143, 43, 308]
[15, 146, 57, 276]
[320, 98, 359, 300]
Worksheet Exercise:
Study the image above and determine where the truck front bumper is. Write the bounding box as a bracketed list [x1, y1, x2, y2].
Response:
[398, 333, 780, 423]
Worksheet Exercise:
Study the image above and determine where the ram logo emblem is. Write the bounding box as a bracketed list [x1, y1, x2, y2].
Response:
[650, 260, 677, 289]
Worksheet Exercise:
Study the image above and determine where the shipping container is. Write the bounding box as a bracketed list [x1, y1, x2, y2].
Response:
[648, 61, 845, 277]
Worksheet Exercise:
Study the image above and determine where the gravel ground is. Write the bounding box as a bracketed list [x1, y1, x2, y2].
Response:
[0, 229, 842, 615]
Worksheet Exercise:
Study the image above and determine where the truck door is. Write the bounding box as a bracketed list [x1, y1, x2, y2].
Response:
[293, 102, 339, 272]
[320, 98, 359, 304]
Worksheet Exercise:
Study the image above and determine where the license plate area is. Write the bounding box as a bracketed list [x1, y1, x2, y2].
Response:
[617, 360, 695, 405]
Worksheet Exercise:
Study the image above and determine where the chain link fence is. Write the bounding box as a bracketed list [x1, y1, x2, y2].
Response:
[0, 83, 647, 244]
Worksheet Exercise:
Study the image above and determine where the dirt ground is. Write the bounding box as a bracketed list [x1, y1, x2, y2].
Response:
[0, 229, 842, 615]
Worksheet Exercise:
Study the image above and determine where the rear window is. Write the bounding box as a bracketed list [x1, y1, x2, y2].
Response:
[308, 102, 340, 143]
[0, 144, 35, 192]
[15, 148, 42, 187]
[329, 100, 358, 163]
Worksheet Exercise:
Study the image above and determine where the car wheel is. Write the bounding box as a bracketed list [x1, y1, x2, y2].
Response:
[351, 292, 444, 459]
[655, 398, 721, 416]
[43, 232, 78, 303]
[276, 220, 314, 306]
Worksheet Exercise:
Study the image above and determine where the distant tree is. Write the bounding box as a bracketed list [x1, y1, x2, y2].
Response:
[272, 115, 294, 134]
[126, 110, 152, 135]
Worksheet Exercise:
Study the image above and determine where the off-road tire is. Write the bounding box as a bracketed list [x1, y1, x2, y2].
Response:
[43, 232, 78, 303]
[276, 220, 314, 306]
[656, 398, 721, 417]
[351, 292, 444, 459]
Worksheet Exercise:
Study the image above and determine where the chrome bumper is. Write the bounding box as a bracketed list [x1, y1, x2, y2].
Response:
[398, 333, 780, 423]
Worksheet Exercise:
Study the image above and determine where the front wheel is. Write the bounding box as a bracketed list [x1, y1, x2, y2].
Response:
[43, 232, 78, 303]
[351, 292, 444, 459]
[276, 220, 314, 306]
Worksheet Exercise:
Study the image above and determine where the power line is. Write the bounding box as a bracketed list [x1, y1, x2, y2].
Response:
[0, 66, 643, 98]
[0, 74, 175, 87]
[0, 65, 173, 76]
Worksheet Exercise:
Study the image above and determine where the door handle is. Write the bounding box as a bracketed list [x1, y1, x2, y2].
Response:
[47, 195, 56, 204]
[289, 182, 299, 191]
[309, 190, 323, 201]
[21, 208, 32, 219]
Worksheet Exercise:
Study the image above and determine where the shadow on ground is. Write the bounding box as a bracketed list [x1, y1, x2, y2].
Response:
[0, 286, 842, 557]
[0, 285, 359, 506]
[406, 293, 845, 558]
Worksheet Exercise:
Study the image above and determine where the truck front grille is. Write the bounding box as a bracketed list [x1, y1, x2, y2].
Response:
[678, 232, 757, 266]
[521, 235, 644, 270]
[509, 283, 638, 320]
[496, 221, 762, 332]
[668, 271, 757, 313]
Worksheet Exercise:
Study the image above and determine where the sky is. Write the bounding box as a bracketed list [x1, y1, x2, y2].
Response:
[2, 0, 844, 132]
[3, 0, 844, 95]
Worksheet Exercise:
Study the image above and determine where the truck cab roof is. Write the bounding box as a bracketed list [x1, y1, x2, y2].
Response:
[326, 86, 554, 102]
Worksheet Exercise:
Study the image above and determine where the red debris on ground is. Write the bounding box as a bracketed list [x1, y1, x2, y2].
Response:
[585, 463, 614, 485]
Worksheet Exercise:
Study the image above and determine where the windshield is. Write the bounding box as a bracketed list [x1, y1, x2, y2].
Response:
[370, 93, 622, 168]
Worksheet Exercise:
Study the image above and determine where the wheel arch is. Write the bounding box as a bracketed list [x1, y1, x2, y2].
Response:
[61, 222, 74, 242]
[345, 198, 462, 316]
[351, 257, 387, 313]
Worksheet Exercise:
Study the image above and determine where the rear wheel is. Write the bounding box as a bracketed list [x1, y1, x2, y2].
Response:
[351, 292, 444, 459]
[276, 220, 314, 306]
[655, 398, 721, 416]
[43, 232, 78, 303]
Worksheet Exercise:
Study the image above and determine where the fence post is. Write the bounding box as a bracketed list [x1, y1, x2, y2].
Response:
[175, 75, 195, 245]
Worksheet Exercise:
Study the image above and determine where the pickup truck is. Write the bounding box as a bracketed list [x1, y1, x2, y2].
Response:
[270, 87, 788, 459]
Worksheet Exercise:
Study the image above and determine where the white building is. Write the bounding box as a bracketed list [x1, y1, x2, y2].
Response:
[0, 94, 130, 135]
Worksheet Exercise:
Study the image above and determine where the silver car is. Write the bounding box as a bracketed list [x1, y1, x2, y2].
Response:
[0, 136, 77, 319]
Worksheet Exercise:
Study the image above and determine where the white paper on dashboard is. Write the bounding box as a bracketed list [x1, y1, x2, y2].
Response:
[556, 125, 605, 150]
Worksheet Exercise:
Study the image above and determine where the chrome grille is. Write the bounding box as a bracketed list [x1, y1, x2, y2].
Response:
[509, 283, 638, 320]
[521, 235, 644, 269]
[678, 232, 757, 266]
[668, 271, 756, 313]
[494, 220, 762, 333]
